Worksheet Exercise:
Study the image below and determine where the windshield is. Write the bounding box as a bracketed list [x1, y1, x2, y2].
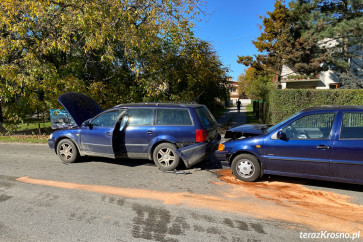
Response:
[266, 112, 301, 134]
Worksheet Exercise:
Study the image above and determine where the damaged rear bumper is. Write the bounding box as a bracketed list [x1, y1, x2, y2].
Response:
[176, 137, 220, 168]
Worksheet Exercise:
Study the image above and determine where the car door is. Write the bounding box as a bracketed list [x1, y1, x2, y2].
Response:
[81, 109, 124, 158]
[330, 111, 363, 184]
[120, 108, 155, 159]
[263, 112, 337, 178]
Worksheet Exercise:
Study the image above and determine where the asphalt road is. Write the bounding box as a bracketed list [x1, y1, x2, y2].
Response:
[0, 143, 362, 242]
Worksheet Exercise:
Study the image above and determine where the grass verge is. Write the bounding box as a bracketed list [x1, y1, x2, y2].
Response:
[245, 105, 261, 124]
[0, 135, 48, 143]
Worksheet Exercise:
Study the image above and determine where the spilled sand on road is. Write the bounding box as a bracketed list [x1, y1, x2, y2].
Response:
[217, 169, 363, 233]
[17, 172, 363, 233]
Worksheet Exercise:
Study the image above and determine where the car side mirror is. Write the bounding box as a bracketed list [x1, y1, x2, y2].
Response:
[83, 120, 93, 130]
[119, 114, 129, 131]
[277, 131, 286, 140]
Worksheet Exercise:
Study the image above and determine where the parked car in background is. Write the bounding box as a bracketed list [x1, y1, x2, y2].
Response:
[216, 106, 363, 185]
[48, 93, 220, 171]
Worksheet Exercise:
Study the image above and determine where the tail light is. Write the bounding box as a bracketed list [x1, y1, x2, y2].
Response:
[196, 129, 207, 142]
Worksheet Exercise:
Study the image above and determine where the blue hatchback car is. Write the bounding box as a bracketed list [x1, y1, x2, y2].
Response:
[48, 93, 220, 171]
[216, 106, 363, 185]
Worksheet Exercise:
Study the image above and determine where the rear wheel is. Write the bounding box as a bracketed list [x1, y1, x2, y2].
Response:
[56, 139, 79, 164]
[231, 154, 260, 182]
[153, 143, 180, 171]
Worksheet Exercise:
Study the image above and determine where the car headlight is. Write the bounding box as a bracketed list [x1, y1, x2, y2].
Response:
[49, 133, 53, 139]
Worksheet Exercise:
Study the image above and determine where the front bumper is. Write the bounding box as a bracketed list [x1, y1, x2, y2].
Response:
[214, 150, 230, 162]
[48, 139, 55, 151]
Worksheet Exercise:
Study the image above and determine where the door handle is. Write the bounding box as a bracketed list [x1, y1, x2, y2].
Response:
[316, 145, 330, 149]
[106, 132, 111, 136]
[147, 130, 153, 135]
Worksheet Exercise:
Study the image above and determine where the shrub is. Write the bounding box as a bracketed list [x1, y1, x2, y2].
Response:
[268, 89, 363, 124]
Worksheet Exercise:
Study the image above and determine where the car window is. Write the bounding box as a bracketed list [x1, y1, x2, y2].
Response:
[91, 110, 122, 127]
[282, 113, 336, 140]
[340, 112, 363, 139]
[266, 112, 301, 134]
[195, 106, 217, 128]
[128, 108, 154, 126]
[156, 109, 192, 125]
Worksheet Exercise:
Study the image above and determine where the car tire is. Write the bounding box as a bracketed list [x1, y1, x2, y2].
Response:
[153, 143, 180, 171]
[231, 154, 260, 182]
[56, 139, 80, 164]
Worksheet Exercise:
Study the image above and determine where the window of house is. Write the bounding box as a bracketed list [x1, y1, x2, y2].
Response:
[329, 83, 339, 89]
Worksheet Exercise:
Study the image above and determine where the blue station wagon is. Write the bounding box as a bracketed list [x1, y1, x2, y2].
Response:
[216, 106, 363, 185]
[48, 93, 220, 171]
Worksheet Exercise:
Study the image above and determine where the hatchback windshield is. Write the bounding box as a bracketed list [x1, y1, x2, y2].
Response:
[266, 112, 301, 134]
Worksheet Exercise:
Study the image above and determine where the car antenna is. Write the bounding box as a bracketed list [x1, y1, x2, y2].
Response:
[192, 91, 204, 103]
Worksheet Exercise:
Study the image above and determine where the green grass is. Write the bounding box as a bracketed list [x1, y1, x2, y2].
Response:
[245, 106, 262, 124]
[0, 135, 48, 143]
[0, 119, 51, 143]
[3, 121, 51, 132]
[16, 122, 51, 131]
[213, 107, 227, 119]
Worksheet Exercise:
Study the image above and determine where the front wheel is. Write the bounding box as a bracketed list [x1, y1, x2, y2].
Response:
[56, 139, 80, 164]
[231, 154, 260, 182]
[153, 143, 180, 171]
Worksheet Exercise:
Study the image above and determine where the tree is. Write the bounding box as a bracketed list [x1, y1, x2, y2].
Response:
[238, 67, 273, 100]
[0, 0, 228, 131]
[238, 0, 329, 80]
[238, 0, 292, 80]
[339, 72, 363, 89]
[140, 35, 229, 108]
[309, 0, 363, 75]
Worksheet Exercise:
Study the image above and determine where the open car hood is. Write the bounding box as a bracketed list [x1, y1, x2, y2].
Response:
[224, 124, 270, 139]
[58, 92, 103, 127]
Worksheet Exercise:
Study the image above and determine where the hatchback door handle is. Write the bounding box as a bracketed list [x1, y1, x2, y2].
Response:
[147, 130, 153, 135]
[316, 145, 330, 149]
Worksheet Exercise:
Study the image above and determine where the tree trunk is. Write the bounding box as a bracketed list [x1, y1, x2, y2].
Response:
[37, 110, 41, 135]
[0, 102, 3, 122]
[0, 103, 6, 134]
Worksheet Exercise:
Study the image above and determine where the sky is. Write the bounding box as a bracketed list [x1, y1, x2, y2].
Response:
[193, 0, 277, 81]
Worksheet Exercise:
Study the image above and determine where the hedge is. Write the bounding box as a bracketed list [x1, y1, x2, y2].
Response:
[267, 89, 363, 124]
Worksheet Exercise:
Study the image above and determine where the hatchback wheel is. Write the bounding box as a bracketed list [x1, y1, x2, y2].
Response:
[231, 154, 260, 182]
[153, 143, 180, 171]
[57, 139, 79, 163]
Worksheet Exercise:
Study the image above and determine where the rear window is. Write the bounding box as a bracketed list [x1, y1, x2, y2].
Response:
[195, 106, 217, 128]
[340, 112, 363, 139]
[156, 109, 192, 125]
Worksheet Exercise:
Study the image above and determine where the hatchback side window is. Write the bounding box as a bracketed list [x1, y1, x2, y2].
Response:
[282, 113, 336, 140]
[340, 112, 363, 139]
[128, 109, 154, 126]
[91, 110, 122, 127]
[156, 109, 192, 125]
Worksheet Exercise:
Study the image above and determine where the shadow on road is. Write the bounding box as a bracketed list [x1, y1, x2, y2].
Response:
[74, 154, 224, 171]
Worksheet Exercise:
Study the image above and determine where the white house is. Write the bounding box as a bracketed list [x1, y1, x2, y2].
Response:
[280, 38, 362, 89]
